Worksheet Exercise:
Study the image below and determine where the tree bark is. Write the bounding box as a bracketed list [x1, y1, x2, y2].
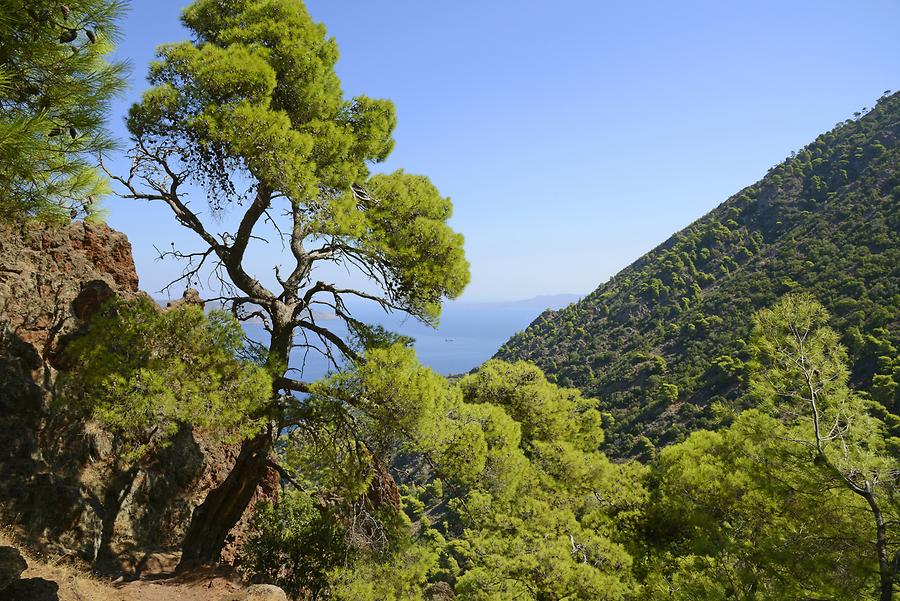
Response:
[176, 430, 273, 570]
[865, 491, 894, 601]
[177, 318, 293, 571]
[818, 458, 894, 601]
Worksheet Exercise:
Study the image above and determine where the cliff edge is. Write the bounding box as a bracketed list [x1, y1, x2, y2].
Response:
[0, 220, 270, 574]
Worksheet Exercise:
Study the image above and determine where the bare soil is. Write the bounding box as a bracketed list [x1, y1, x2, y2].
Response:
[0, 530, 252, 601]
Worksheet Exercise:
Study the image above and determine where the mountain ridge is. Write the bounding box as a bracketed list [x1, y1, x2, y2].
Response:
[496, 91, 900, 457]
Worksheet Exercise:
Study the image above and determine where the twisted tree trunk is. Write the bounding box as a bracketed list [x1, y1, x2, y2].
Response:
[176, 430, 273, 570]
[177, 322, 293, 570]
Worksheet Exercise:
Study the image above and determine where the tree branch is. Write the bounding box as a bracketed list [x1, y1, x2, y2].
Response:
[275, 376, 314, 394]
[296, 318, 362, 364]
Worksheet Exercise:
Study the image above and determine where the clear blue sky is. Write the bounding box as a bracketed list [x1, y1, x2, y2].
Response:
[104, 0, 899, 302]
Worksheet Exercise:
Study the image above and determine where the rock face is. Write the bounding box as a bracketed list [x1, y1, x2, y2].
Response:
[0, 220, 272, 572]
[0, 221, 142, 566]
[0, 220, 138, 371]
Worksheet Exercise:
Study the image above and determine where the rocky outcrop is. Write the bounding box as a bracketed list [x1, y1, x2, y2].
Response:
[0, 221, 143, 566]
[0, 220, 272, 573]
[0, 221, 138, 401]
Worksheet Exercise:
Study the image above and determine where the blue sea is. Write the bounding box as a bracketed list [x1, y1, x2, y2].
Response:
[241, 295, 579, 381]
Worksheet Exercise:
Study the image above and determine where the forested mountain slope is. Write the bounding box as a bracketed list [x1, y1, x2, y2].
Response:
[497, 91, 900, 457]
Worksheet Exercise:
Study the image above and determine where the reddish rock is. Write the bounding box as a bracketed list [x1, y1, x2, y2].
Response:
[0, 220, 274, 573]
[165, 287, 205, 310]
[365, 453, 401, 512]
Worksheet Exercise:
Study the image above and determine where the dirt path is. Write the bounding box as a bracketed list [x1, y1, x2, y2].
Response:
[0, 532, 256, 601]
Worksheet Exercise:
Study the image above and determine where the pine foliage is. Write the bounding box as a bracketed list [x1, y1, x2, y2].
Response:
[0, 0, 127, 220]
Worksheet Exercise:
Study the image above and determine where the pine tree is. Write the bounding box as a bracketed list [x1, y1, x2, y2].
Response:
[119, 0, 469, 567]
[0, 0, 126, 220]
[751, 294, 899, 600]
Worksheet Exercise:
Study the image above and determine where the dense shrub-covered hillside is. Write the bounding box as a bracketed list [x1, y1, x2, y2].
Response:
[497, 91, 900, 457]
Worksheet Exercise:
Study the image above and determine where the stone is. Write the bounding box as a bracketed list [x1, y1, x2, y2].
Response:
[71, 279, 117, 322]
[245, 583, 288, 600]
[364, 452, 401, 511]
[0, 546, 27, 592]
[426, 581, 455, 600]
[0, 577, 59, 601]
[166, 287, 205, 310]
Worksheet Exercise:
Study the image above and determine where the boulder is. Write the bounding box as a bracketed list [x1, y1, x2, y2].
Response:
[245, 583, 288, 600]
[0, 577, 59, 601]
[0, 547, 27, 591]
[165, 287, 205, 310]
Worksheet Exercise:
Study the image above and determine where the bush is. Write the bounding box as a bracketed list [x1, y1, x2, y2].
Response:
[59, 296, 270, 460]
[243, 491, 347, 600]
